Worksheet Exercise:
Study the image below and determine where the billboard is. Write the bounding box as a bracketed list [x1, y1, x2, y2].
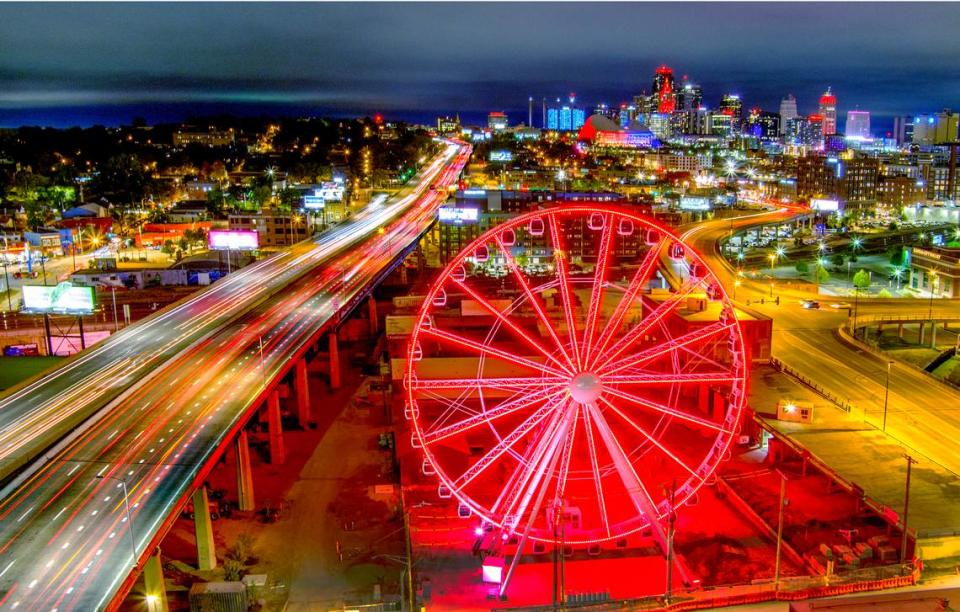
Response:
[22, 282, 96, 315]
[438, 208, 479, 224]
[810, 198, 840, 212]
[208, 229, 260, 250]
[489, 150, 513, 162]
[303, 195, 325, 209]
[679, 195, 711, 211]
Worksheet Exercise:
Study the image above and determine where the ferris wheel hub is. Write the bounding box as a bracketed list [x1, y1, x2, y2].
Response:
[568, 372, 603, 405]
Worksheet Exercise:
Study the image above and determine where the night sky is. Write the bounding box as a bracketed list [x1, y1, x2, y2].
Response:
[1, 2, 959, 131]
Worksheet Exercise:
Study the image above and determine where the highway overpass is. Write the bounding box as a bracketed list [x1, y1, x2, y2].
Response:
[0, 141, 471, 610]
[684, 209, 960, 476]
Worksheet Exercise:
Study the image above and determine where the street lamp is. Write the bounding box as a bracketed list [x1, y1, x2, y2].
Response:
[927, 271, 939, 321]
[882, 360, 894, 432]
[96, 474, 138, 568]
[733, 279, 741, 301]
[768, 253, 776, 273]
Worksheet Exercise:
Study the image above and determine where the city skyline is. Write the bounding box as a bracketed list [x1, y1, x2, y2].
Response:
[1, 2, 960, 129]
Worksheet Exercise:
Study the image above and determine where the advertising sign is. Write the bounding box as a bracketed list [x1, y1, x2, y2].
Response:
[679, 195, 711, 211]
[303, 195, 325, 209]
[22, 282, 96, 315]
[438, 208, 480, 224]
[489, 150, 513, 162]
[810, 198, 840, 212]
[208, 229, 260, 250]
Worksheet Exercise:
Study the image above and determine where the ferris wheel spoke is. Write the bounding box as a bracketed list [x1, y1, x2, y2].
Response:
[422, 387, 567, 445]
[451, 276, 573, 373]
[452, 399, 559, 490]
[591, 280, 703, 372]
[494, 236, 576, 371]
[412, 376, 564, 392]
[497, 401, 576, 598]
[421, 326, 567, 378]
[590, 239, 665, 368]
[581, 406, 611, 538]
[548, 215, 582, 370]
[603, 386, 732, 435]
[598, 396, 705, 484]
[584, 402, 669, 545]
[500, 400, 576, 531]
[582, 218, 614, 365]
[554, 404, 578, 503]
[604, 371, 739, 386]
[602, 322, 733, 376]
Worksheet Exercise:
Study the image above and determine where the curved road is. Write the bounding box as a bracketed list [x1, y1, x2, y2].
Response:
[684, 209, 960, 475]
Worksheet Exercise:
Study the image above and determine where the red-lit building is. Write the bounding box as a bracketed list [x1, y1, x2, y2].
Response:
[818, 87, 838, 135]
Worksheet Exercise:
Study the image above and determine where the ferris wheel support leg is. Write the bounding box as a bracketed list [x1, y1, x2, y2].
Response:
[585, 402, 692, 588]
[498, 405, 575, 598]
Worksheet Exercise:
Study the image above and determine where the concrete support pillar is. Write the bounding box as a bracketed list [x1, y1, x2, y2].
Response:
[329, 333, 341, 390]
[235, 430, 255, 512]
[368, 297, 379, 336]
[295, 358, 311, 429]
[268, 390, 286, 465]
[931, 322, 938, 348]
[192, 488, 217, 570]
[898, 323, 904, 339]
[919, 324, 926, 345]
[143, 549, 170, 612]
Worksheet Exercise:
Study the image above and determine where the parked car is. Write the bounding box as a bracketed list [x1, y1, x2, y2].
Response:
[801, 300, 820, 309]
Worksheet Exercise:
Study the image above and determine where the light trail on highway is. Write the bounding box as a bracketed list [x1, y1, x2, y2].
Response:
[0, 141, 471, 610]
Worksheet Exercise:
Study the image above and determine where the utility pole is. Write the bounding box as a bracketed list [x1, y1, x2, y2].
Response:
[901, 454, 915, 569]
[111, 286, 120, 331]
[665, 480, 677, 603]
[774, 471, 787, 590]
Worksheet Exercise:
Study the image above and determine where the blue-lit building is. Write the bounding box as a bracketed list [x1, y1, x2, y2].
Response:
[546, 101, 586, 131]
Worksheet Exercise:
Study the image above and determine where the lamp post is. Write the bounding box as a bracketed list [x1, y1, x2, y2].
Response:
[733, 279, 741, 301]
[882, 360, 894, 432]
[96, 474, 138, 568]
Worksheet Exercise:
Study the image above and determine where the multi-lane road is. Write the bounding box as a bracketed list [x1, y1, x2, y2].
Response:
[684, 210, 960, 474]
[0, 141, 470, 610]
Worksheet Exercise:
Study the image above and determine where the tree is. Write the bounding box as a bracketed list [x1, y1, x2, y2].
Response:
[276, 187, 302, 212]
[830, 253, 845, 268]
[92, 154, 153, 206]
[889, 245, 905, 267]
[161, 239, 176, 259]
[852, 268, 871, 290]
[795, 261, 809, 276]
[817, 266, 830, 284]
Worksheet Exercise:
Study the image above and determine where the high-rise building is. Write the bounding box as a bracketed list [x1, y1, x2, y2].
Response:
[545, 96, 586, 132]
[720, 94, 742, 127]
[893, 116, 916, 146]
[677, 82, 703, 112]
[912, 109, 959, 145]
[487, 112, 508, 131]
[845, 110, 871, 140]
[746, 109, 781, 140]
[779, 94, 798, 135]
[818, 87, 838, 135]
[652, 65, 676, 114]
[788, 115, 824, 148]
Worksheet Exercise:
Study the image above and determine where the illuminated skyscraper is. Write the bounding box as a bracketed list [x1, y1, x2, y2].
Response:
[720, 94, 742, 127]
[779, 94, 798, 135]
[845, 110, 871, 139]
[652, 65, 676, 114]
[545, 95, 586, 131]
[818, 87, 838, 135]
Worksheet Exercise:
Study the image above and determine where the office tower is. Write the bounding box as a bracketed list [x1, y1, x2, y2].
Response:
[819, 87, 838, 135]
[779, 94, 798, 135]
[845, 110, 871, 139]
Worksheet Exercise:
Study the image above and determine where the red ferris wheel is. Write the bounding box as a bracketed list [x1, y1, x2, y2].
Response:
[404, 205, 747, 585]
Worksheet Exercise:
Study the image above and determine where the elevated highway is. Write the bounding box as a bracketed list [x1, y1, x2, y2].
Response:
[0, 141, 471, 610]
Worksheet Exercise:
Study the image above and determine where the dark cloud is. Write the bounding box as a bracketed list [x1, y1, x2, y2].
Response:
[0, 2, 958, 127]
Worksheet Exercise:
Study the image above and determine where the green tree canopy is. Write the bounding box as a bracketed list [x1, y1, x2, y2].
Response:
[852, 268, 871, 290]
